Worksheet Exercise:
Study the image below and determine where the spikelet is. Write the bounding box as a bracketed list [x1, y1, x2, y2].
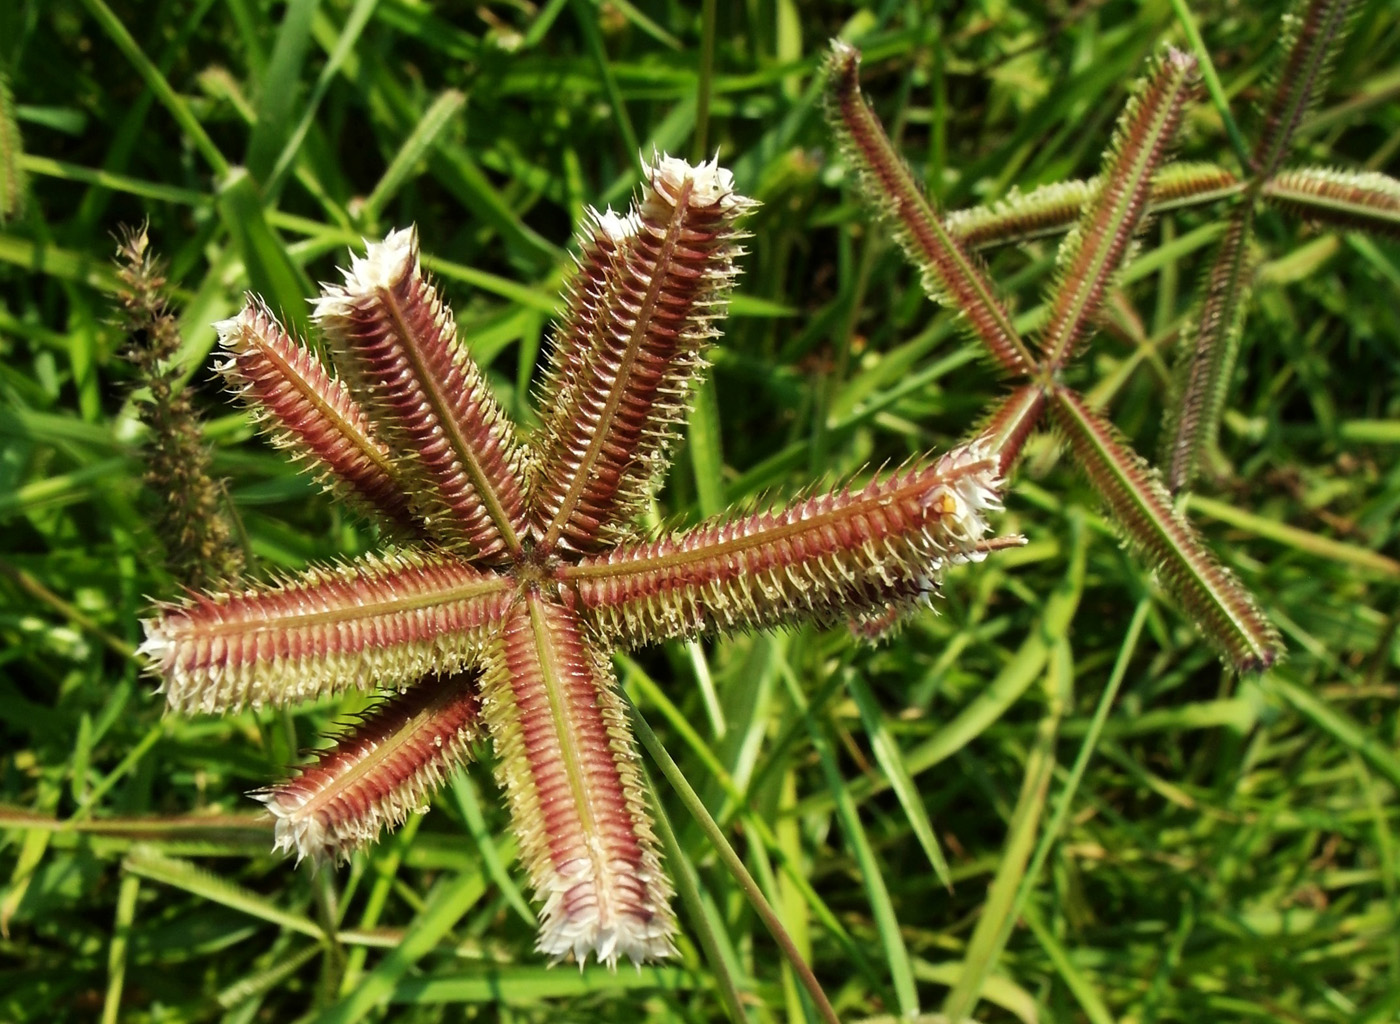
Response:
[139, 551, 512, 714]
[568, 440, 1004, 646]
[315, 227, 529, 561]
[531, 154, 757, 554]
[255, 673, 483, 863]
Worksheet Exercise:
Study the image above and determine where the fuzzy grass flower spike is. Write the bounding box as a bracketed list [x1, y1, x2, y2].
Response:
[138, 153, 1012, 967]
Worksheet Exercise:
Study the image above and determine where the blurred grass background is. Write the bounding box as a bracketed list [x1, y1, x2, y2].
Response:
[2, 0, 1399, 1020]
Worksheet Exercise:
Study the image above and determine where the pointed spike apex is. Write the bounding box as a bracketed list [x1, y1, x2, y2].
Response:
[822, 40, 1037, 377]
[255, 674, 483, 864]
[1050, 387, 1283, 672]
[1253, 0, 1358, 179]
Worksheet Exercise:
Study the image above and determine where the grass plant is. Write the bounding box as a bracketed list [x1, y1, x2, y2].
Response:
[2, 2, 1398, 1021]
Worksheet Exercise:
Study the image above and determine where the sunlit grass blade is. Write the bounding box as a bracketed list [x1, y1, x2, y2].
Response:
[941, 641, 1065, 1024]
[1039, 48, 1199, 371]
[823, 40, 1036, 376]
[946, 162, 1241, 250]
[1253, 0, 1358, 179]
[1161, 204, 1256, 493]
[1261, 166, 1400, 237]
[1050, 387, 1282, 671]
[359, 89, 466, 228]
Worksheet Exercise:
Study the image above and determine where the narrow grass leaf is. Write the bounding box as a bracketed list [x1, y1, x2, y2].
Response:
[99, 871, 140, 1024]
[123, 846, 326, 940]
[780, 663, 918, 1018]
[1265, 673, 1400, 791]
[1039, 48, 1198, 371]
[941, 641, 1065, 1024]
[0, 70, 26, 222]
[312, 870, 488, 1024]
[1162, 204, 1255, 492]
[1050, 387, 1282, 671]
[361, 89, 466, 226]
[245, 0, 318, 182]
[1262, 166, 1400, 237]
[823, 41, 1035, 375]
[847, 674, 953, 892]
[216, 167, 313, 334]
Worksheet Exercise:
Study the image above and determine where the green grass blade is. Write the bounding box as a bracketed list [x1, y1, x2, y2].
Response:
[360, 89, 466, 227]
[846, 673, 953, 892]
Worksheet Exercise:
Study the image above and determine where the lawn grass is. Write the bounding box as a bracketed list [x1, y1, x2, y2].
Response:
[2, 1, 1399, 1021]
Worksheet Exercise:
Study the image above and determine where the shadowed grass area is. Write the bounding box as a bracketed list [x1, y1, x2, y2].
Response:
[2, 2, 1398, 1021]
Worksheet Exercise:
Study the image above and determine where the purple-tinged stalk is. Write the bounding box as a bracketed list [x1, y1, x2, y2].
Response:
[315, 228, 529, 563]
[255, 672, 482, 864]
[945, 163, 1241, 251]
[1252, 0, 1357, 180]
[1161, 206, 1256, 493]
[823, 40, 1036, 377]
[216, 303, 426, 537]
[139, 551, 512, 714]
[481, 595, 675, 966]
[564, 441, 1005, 647]
[1038, 48, 1199, 372]
[531, 156, 756, 555]
[1049, 388, 1282, 671]
[1262, 167, 1400, 237]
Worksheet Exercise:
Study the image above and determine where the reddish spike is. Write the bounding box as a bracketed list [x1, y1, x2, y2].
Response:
[215, 301, 426, 537]
[531, 155, 755, 555]
[564, 441, 1006, 647]
[255, 673, 483, 863]
[480, 594, 675, 966]
[315, 228, 529, 562]
[138, 551, 512, 714]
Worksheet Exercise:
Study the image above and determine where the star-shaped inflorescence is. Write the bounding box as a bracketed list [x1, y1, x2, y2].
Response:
[138, 153, 1012, 967]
